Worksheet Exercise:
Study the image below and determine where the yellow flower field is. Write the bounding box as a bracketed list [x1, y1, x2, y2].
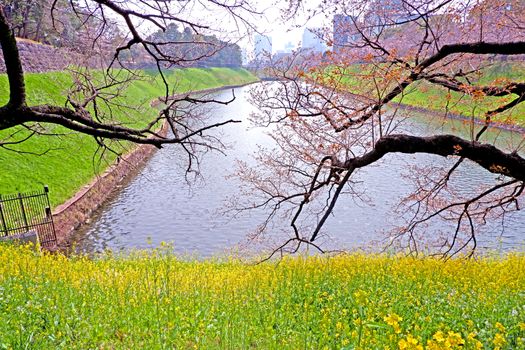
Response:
[0, 244, 523, 349]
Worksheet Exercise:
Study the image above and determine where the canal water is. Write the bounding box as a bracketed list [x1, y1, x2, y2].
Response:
[70, 84, 525, 256]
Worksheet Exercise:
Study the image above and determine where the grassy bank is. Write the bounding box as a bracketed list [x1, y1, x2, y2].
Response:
[325, 61, 525, 127]
[0, 68, 257, 206]
[398, 62, 525, 127]
[0, 244, 523, 348]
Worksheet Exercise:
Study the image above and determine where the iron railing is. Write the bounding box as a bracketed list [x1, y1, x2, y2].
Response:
[0, 186, 57, 248]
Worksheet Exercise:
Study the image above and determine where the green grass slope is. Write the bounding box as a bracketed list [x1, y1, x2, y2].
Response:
[397, 62, 525, 126]
[0, 68, 257, 206]
[325, 62, 525, 126]
[0, 244, 523, 349]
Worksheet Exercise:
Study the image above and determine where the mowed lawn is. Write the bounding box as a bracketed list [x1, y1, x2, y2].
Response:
[0, 68, 257, 206]
[0, 244, 523, 349]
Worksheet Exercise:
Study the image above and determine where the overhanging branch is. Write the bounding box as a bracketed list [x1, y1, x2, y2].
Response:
[348, 134, 525, 182]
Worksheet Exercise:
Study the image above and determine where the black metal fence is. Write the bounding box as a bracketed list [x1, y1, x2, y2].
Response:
[0, 186, 57, 248]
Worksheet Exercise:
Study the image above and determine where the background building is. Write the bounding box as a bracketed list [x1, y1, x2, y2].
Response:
[254, 34, 273, 59]
[333, 14, 359, 52]
[301, 28, 325, 53]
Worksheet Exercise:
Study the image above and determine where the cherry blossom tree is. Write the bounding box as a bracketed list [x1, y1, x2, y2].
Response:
[237, 0, 525, 257]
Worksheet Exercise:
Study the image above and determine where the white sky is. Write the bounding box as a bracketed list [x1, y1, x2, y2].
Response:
[142, 0, 328, 53]
[106, 0, 467, 54]
[249, 0, 327, 52]
[107, 0, 329, 53]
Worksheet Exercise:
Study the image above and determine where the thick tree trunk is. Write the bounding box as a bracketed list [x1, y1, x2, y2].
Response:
[0, 7, 26, 109]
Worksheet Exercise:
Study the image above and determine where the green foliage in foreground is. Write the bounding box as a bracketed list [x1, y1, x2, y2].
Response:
[0, 244, 523, 349]
[0, 68, 257, 206]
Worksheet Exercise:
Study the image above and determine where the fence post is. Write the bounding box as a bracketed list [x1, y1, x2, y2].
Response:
[18, 192, 29, 233]
[44, 186, 57, 242]
[0, 195, 7, 236]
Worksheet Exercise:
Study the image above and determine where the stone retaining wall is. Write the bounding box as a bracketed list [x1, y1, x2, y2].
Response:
[0, 39, 100, 73]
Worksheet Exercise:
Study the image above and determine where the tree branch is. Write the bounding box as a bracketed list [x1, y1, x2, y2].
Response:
[346, 134, 525, 182]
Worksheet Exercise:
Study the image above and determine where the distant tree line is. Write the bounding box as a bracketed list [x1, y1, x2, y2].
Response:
[132, 23, 242, 68]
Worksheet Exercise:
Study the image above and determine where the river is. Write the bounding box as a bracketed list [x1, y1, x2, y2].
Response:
[70, 84, 525, 257]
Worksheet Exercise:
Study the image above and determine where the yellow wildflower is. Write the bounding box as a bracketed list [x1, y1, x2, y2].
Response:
[432, 331, 445, 343]
[425, 340, 444, 350]
[384, 313, 403, 326]
[493, 333, 506, 348]
[353, 289, 368, 304]
[473, 340, 483, 350]
[398, 334, 422, 350]
[393, 322, 402, 334]
[384, 312, 403, 333]
[446, 331, 464, 347]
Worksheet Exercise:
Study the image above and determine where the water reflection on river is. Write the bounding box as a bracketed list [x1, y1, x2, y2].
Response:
[70, 85, 525, 256]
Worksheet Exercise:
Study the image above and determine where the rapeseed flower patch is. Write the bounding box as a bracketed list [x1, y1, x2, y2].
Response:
[0, 244, 523, 349]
